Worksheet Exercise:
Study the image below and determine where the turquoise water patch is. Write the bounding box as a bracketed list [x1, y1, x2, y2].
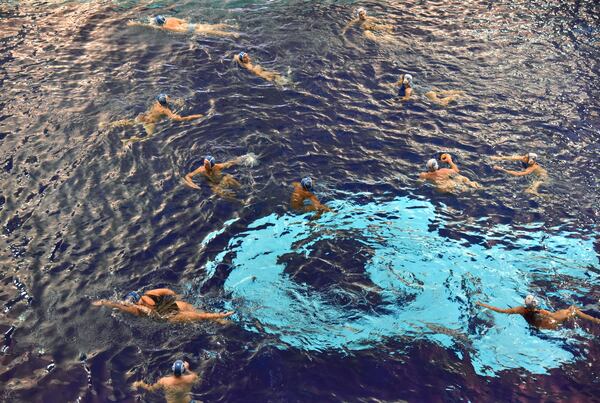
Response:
[204, 197, 598, 376]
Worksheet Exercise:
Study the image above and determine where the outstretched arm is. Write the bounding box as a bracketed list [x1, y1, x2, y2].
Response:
[133, 380, 163, 392]
[166, 109, 204, 122]
[575, 309, 600, 324]
[490, 155, 524, 161]
[493, 166, 535, 177]
[169, 310, 234, 323]
[92, 300, 143, 316]
[477, 301, 525, 314]
[218, 156, 243, 169]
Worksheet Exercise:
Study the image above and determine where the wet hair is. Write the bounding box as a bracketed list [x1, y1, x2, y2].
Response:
[156, 93, 168, 106]
[172, 360, 186, 376]
[154, 15, 166, 26]
[124, 291, 141, 303]
[426, 159, 439, 172]
[300, 177, 313, 191]
[204, 155, 216, 167]
[524, 295, 539, 309]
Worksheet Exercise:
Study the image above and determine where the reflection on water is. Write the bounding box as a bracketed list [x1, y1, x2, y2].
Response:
[1, 0, 599, 401]
[205, 196, 597, 375]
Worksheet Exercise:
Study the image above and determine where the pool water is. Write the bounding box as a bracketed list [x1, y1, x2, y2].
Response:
[1, 0, 599, 401]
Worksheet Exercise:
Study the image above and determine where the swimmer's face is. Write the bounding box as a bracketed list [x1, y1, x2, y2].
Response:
[358, 10, 367, 20]
[241, 53, 250, 63]
[204, 159, 213, 171]
[522, 155, 534, 166]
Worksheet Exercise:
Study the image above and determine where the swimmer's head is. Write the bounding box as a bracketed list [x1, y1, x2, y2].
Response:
[154, 15, 166, 26]
[525, 152, 538, 165]
[124, 291, 141, 303]
[238, 52, 250, 63]
[204, 155, 216, 168]
[356, 7, 367, 20]
[524, 295, 539, 309]
[426, 159, 439, 172]
[300, 177, 313, 191]
[156, 93, 168, 107]
[403, 74, 413, 86]
[172, 360, 186, 377]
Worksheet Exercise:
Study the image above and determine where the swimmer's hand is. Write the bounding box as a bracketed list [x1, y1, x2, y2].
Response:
[91, 299, 106, 306]
[183, 177, 202, 190]
[492, 165, 505, 172]
[222, 311, 235, 318]
[440, 153, 452, 163]
[490, 156, 502, 161]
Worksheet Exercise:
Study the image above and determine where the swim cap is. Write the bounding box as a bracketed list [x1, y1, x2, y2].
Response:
[356, 7, 366, 17]
[426, 159, 439, 172]
[154, 15, 166, 25]
[524, 295, 539, 309]
[156, 93, 168, 106]
[204, 155, 216, 167]
[238, 52, 248, 61]
[526, 152, 538, 164]
[172, 360, 186, 376]
[124, 291, 141, 303]
[300, 177, 313, 191]
[404, 74, 413, 85]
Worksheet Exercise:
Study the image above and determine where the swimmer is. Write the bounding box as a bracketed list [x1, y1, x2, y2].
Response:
[291, 177, 332, 215]
[184, 155, 244, 198]
[392, 73, 464, 105]
[108, 94, 211, 145]
[92, 288, 234, 323]
[342, 7, 395, 42]
[418, 153, 480, 193]
[393, 74, 413, 101]
[234, 51, 287, 85]
[491, 152, 548, 195]
[128, 15, 239, 38]
[133, 360, 198, 403]
[477, 295, 600, 330]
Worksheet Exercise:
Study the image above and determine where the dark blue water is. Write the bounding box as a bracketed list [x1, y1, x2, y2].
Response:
[1, 0, 599, 401]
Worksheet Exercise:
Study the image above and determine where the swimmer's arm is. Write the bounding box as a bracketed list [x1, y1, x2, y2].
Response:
[477, 302, 525, 314]
[218, 157, 243, 169]
[145, 288, 176, 297]
[575, 309, 600, 324]
[92, 300, 142, 315]
[133, 380, 163, 392]
[490, 155, 523, 161]
[495, 166, 535, 177]
[342, 18, 359, 35]
[166, 109, 204, 122]
[184, 167, 204, 190]
[448, 160, 459, 173]
[310, 195, 332, 212]
[127, 20, 151, 28]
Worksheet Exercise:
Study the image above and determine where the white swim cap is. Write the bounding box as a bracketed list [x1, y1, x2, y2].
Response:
[524, 295, 538, 308]
[404, 74, 413, 84]
[426, 159, 439, 172]
[526, 152, 538, 164]
[356, 7, 366, 16]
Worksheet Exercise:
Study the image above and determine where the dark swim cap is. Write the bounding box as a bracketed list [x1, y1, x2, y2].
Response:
[172, 360, 186, 376]
[124, 291, 141, 303]
[301, 177, 313, 191]
[155, 15, 166, 25]
[204, 155, 216, 167]
[156, 93, 168, 106]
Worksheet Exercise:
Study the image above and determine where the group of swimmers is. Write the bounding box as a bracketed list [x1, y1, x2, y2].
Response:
[94, 8, 595, 403]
